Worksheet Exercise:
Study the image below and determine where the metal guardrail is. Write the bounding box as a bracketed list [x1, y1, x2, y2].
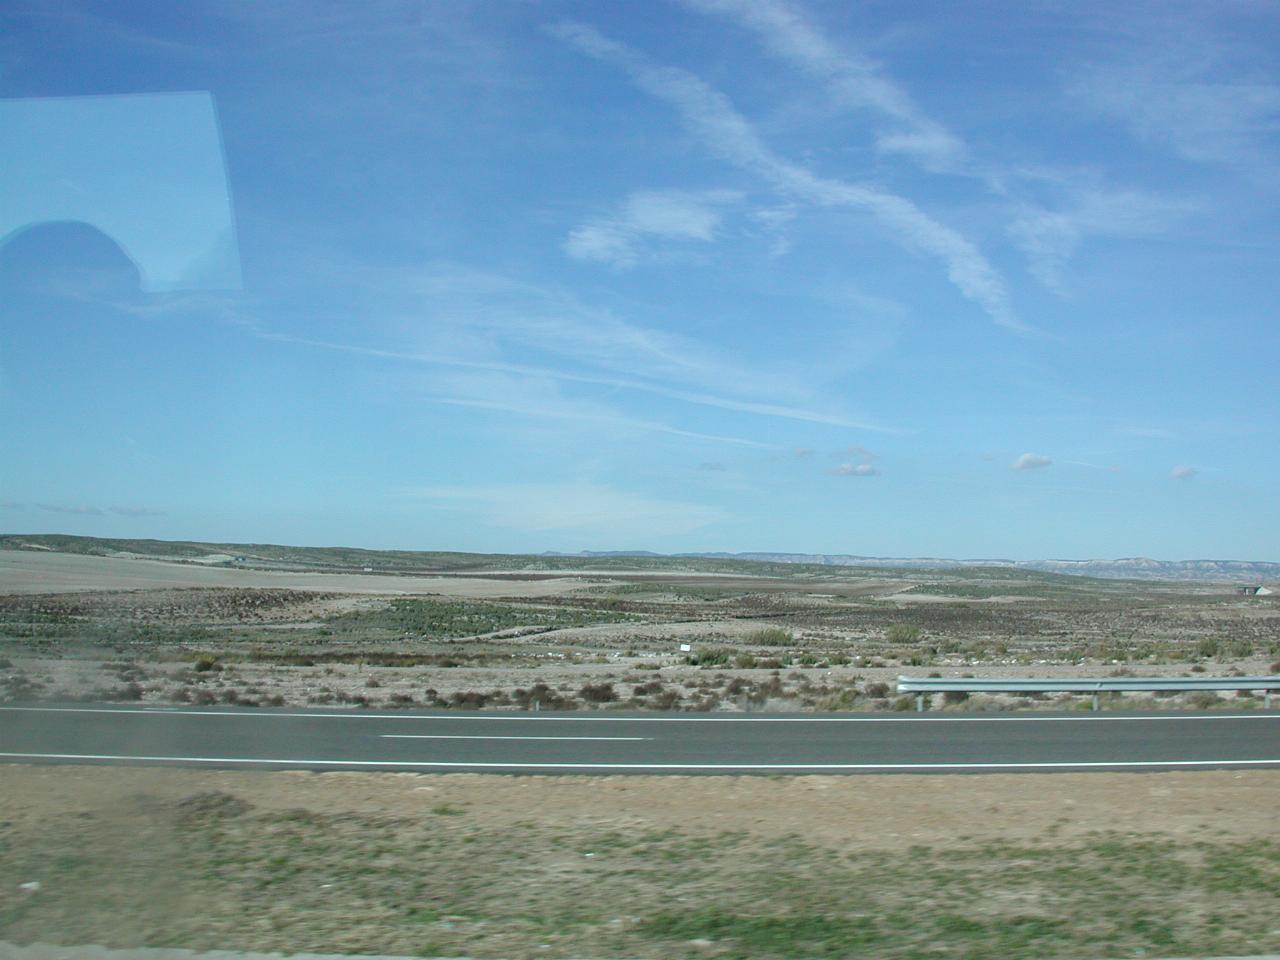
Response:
[896, 675, 1280, 711]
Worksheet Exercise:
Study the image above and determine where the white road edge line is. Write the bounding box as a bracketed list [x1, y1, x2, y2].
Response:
[0, 751, 1276, 770]
[1, 706, 1275, 723]
[373, 742, 645, 747]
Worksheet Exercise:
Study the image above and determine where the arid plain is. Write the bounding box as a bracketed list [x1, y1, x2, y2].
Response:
[3, 535, 1279, 958]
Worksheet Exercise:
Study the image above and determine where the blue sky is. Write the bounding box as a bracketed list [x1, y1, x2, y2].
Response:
[1, 0, 1277, 559]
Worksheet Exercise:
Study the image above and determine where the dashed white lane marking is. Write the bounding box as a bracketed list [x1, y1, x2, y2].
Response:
[0, 751, 1277, 771]
[380, 734, 651, 741]
[1, 706, 1276, 723]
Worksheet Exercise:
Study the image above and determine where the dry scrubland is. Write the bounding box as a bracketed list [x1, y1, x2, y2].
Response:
[2, 538, 1280, 958]
[1, 540, 1278, 713]
[0, 765, 1278, 959]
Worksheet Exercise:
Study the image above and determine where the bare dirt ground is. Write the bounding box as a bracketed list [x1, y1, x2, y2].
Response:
[1, 765, 1277, 958]
[0, 551, 596, 599]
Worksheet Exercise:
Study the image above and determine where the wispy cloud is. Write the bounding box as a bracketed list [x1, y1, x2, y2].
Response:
[679, 0, 1198, 293]
[679, 0, 965, 172]
[1171, 465, 1198, 480]
[110, 506, 166, 517]
[35, 503, 104, 515]
[1115, 424, 1176, 440]
[408, 481, 730, 536]
[551, 21, 1018, 330]
[432, 379, 772, 448]
[135, 272, 896, 435]
[1011, 453, 1052, 471]
[1007, 179, 1196, 291]
[1068, 23, 1280, 177]
[257, 326, 895, 434]
[566, 188, 741, 267]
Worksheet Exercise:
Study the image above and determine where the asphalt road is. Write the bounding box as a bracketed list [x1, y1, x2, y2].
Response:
[2, 703, 1279, 774]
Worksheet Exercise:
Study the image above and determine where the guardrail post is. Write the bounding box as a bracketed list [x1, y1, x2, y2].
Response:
[1092, 685, 1100, 712]
[916, 693, 924, 713]
[1267, 689, 1273, 709]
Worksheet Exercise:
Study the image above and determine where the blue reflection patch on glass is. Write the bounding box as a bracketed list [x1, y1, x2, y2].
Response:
[0, 91, 241, 292]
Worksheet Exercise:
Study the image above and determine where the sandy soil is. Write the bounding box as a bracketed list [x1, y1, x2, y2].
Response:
[2, 765, 1279, 958]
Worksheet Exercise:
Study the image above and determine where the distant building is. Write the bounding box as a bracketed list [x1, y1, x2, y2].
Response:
[1237, 585, 1275, 596]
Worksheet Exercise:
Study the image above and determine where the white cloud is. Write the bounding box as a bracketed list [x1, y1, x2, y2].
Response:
[832, 443, 879, 476]
[680, 0, 965, 172]
[1011, 453, 1052, 471]
[565, 189, 741, 267]
[1171, 465, 1198, 480]
[410, 481, 730, 536]
[833, 462, 879, 477]
[551, 21, 1018, 330]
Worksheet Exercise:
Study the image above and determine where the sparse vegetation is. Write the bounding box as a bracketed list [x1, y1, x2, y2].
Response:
[748, 627, 794, 646]
[3, 768, 1276, 960]
[886, 624, 922, 644]
[1, 536, 1275, 712]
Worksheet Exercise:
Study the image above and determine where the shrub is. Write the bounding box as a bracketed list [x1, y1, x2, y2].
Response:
[449, 690, 489, 709]
[688, 647, 732, 667]
[891, 694, 917, 711]
[1185, 691, 1220, 710]
[942, 690, 970, 704]
[734, 653, 758, 669]
[633, 680, 664, 696]
[864, 681, 891, 699]
[887, 624, 922, 644]
[747, 628, 793, 647]
[513, 682, 573, 710]
[818, 689, 861, 711]
[193, 655, 220, 673]
[652, 690, 681, 710]
[579, 682, 618, 703]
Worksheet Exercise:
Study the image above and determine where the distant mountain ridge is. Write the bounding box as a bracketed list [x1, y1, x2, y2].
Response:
[544, 551, 1280, 583]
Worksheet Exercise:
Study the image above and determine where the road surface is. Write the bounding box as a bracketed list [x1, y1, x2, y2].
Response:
[1, 704, 1278, 773]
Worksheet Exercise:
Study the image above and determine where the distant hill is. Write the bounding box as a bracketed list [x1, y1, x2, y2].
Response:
[3, 534, 1277, 583]
[547, 551, 1280, 583]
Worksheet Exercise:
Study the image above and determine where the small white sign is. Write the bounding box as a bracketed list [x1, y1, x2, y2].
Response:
[679, 643, 692, 652]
